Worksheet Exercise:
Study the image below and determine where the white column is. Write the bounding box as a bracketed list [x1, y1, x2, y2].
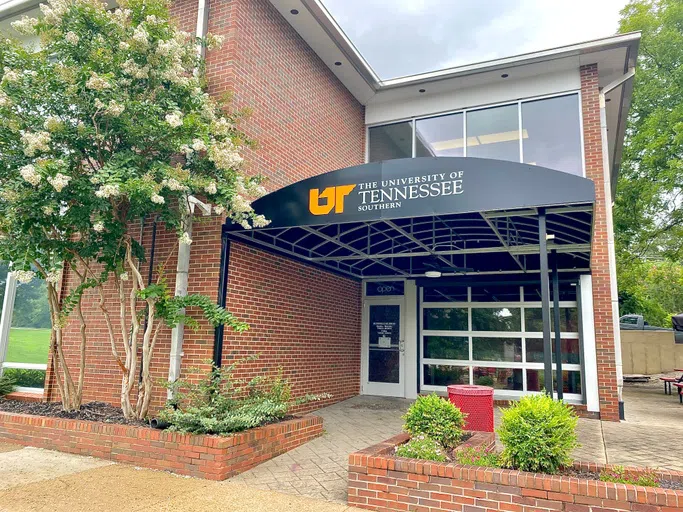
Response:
[404, 280, 418, 399]
[0, 272, 18, 375]
[580, 275, 600, 413]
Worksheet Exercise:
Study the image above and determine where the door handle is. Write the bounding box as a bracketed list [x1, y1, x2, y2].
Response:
[399, 340, 405, 354]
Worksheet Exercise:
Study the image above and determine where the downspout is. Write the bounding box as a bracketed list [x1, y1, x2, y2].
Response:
[166, 0, 210, 397]
[599, 67, 635, 420]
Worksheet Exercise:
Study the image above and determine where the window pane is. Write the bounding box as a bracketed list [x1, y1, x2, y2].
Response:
[523, 283, 577, 302]
[424, 336, 468, 360]
[466, 104, 520, 161]
[525, 337, 580, 365]
[473, 367, 522, 390]
[471, 308, 521, 331]
[470, 284, 521, 302]
[522, 94, 583, 176]
[368, 122, 412, 162]
[423, 365, 469, 386]
[527, 369, 582, 395]
[423, 286, 467, 302]
[415, 113, 464, 157]
[423, 308, 467, 331]
[524, 308, 578, 332]
[472, 337, 522, 362]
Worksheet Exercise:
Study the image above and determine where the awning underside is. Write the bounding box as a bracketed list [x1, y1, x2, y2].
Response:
[228, 204, 593, 279]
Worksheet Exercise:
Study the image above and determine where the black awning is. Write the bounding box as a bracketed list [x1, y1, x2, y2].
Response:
[225, 157, 595, 279]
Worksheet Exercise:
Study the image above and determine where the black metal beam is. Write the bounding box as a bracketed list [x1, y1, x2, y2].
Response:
[538, 209, 553, 396]
[213, 227, 231, 368]
[552, 250, 563, 400]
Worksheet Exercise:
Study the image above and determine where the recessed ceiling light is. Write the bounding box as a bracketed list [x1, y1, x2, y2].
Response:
[425, 270, 442, 278]
[419, 88, 426, 93]
[334, 61, 342, 66]
[501, 73, 509, 78]
[290, 8, 299, 14]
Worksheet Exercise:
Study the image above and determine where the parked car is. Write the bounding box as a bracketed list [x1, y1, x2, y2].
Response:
[619, 314, 671, 331]
[673, 313, 683, 344]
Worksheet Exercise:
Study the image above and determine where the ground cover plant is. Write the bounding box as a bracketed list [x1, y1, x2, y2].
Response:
[599, 465, 660, 488]
[395, 435, 447, 462]
[158, 357, 330, 435]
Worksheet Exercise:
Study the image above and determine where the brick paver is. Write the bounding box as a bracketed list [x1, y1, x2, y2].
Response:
[229, 384, 683, 503]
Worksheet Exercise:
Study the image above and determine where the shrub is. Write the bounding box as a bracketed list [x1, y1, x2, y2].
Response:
[497, 394, 578, 474]
[600, 466, 659, 487]
[403, 394, 466, 448]
[2, 368, 45, 388]
[0, 374, 16, 397]
[454, 446, 500, 467]
[158, 357, 330, 435]
[395, 435, 447, 462]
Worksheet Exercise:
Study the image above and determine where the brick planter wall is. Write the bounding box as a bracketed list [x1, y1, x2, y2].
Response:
[0, 411, 322, 480]
[348, 435, 683, 511]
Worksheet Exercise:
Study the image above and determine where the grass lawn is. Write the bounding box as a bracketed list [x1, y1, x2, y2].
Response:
[5, 328, 51, 365]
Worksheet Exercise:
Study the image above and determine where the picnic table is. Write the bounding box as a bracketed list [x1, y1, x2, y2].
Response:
[661, 368, 683, 396]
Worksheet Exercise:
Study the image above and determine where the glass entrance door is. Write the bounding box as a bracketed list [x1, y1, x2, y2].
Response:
[363, 300, 404, 397]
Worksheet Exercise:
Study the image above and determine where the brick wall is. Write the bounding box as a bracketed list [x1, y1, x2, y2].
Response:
[580, 64, 620, 422]
[348, 435, 683, 511]
[45, 0, 365, 412]
[0, 410, 322, 480]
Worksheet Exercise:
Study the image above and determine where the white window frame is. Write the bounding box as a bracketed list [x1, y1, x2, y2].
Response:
[419, 285, 583, 403]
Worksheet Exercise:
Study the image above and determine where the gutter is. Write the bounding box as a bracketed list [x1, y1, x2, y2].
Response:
[598, 67, 635, 420]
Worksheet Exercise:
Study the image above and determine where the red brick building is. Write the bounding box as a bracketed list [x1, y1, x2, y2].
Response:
[0, 0, 639, 421]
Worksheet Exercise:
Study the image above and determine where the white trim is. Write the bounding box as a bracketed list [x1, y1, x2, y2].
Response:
[14, 386, 43, 394]
[404, 280, 418, 399]
[2, 362, 47, 371]
[580, 275, 600, 412]
[0, 271, 17, 377]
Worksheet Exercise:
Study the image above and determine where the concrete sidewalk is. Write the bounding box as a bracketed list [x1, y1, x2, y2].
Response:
[0, 446, 360, 512]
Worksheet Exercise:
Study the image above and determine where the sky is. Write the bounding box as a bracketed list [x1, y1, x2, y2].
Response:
[321, 0, 631, 80]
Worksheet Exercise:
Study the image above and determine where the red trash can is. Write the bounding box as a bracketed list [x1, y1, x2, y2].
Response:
[447, 384, 494, 432]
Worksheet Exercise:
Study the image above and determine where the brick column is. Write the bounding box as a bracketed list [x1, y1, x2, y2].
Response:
[580, 63, 620, 421]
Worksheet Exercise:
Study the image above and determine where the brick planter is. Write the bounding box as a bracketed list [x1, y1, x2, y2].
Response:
[0, 411, 322, 480]
[348, 434, 683, 511]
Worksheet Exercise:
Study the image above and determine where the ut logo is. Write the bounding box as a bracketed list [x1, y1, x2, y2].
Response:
[309, 184, 356, 215]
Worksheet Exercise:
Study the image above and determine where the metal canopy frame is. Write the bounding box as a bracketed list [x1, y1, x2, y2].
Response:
[226, 204, 593, 280]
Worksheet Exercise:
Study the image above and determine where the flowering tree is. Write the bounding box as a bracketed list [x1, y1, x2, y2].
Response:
[0, 0, 268, 418]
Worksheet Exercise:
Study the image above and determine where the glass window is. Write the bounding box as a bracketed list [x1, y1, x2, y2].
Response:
[472, 337, 522, 362]
[424, 336, 468, 360]
[527, 369, 582, 395]
[522, 94, 583, 176]
[423, 308, 467, 331]
[415, 113, 464, 157]
[473, 367, 523, 390]
[525, 308, 578, 332]
[526, 337, 580, 365]
[423, 286, 467, 302]
[466, 104, 520, 161]
[423, 365, 469, 386]
[471, 307, 521, 331]
[368, 122, 412, 162]
[470, 284, 521, 302]
[523, 282, 577, 302]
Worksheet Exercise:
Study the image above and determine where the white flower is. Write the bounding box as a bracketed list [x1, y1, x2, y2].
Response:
[11, 16, 37, 35]
[14, 270, 36, 284]
[93, 222, 104, 232]
[204, 181, 217, 194]
[86, 72, 111, 91]
[0, 91, 10, 107]
[180, 144, 193, 156]
[179, 232, 192, 245]
[119, 41, 130, 50]
[151, 193, 165, 204]
[104, 100, 125, 117]
[45, 270, 60, 284]
[211, 118, 233, 136]
[42, 205, 54, 215]
[122, 59, 149, 79]
[252, 214, 270, 228]
[95, 183, 120, 198]
[238, 219, 251, 230]
[131, 25, 149, 47]
[65, 31, 80, 44]
[161, 178, 187, 191]
[145, 14, 160, 25]
[39, 0, 69, 25]
[208, 140, 243, 170]
[165, 112, 183, 128]
[43, 116, 62, 132]
[231, 193, 252, 213]
[192, 139, 207, 152]
[1, 67, 19, 83]
[94, 98, 105, 109]
[205, 33, 224, 50]
[21, 131, 51, 157]
[47, 173, 71, 192]
[214, 205, 226, 215]
[120, 272, 129, 281]
[20, 165, 41, 186]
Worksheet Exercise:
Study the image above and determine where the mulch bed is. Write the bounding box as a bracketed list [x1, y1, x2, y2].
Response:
[0, 399, 149, 427]
[561, 467, 683, 491]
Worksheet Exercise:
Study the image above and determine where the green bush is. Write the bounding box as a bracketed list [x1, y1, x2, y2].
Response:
[497, 394, 578, 474]
[403, 394, 466, 449]
[0, 373, 16, 397]
[395, 435, 447, 462]
[158, 357, 330, 435]
[454, 446, 500, 467]
[600, 466, 659, 487]
[2, 368, 45, 388]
